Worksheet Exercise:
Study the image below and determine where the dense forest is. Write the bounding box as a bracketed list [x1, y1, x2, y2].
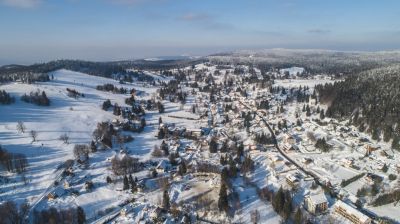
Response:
[0, 59, 203, 80]
[210, 49, 400, 76]
[316, 65, 400, 149]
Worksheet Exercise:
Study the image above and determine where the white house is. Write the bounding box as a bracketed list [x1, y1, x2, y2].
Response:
[304, 192, 328, 214]
[333, 200, 372, 224]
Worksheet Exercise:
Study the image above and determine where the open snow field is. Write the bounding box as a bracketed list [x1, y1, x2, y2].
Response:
[273, 78, 335, 90]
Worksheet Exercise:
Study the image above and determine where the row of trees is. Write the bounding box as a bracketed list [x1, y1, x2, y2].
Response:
[21, 90, 50, 106]
[0, 201, 29, 224]
[254, 132, 275, 145]
[122, 174, 139, 192]
[96, 84, 128, 94]
[0, 90, 15, 104]
[66, 88, 84, 99]
[33, 206, 85, 224]
[111, 154, 141, 175]
[73, 144, 90, 163]
[0, 145, 28, 173]
[272, 187, 294, 221]
[315, 138, 331, 152]
[0, 72, 49, 84]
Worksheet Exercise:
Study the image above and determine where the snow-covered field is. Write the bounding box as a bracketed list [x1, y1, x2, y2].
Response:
[273, 78, 335, 90]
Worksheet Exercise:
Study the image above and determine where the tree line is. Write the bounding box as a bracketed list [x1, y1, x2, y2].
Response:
[0, 145, 28, 173]
[21, 89, 50, 106]
[0, 90, 15, 104]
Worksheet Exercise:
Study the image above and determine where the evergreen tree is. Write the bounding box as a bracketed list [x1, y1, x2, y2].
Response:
[158, 128, 165, 139]
[392, 136, 400, 151]
[372, 129, 380, 141]
[131, 178, 137, 193]
[218, 183, 229, 213]
[128, 174, 134, 186]
[178, 161, 187, 176]
[90, 140, 97, 152]
[162, 190, 170, 210]
[123, 175, 129, 190]
[113, 103, 121, 116]
[282, 191, 293, 220]
[272, 187, 284, 213]
[77, 206, 86, 224]
[228, 158, 237, 177]
[306, 105, 311, 116]
[294, 208, 303, 224]
[320, 109, 325, 120]
[220, 155, 226, 165]
[209, 138, 218, 153]
[106, 176, 112, 184]
[221, 167, 229, 185]
[140, 118, 146, 128]
[237, 142, 244, 158]
[161, 140, 169, 155]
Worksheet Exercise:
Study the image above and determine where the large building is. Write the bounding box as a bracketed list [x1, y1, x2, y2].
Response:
[333, 200, 372, 224]
[304, 192, 328, 214]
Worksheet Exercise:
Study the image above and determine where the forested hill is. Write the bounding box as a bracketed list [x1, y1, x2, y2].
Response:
[315, 65, 400, 150]
[0, 58, 204, 78]
[209, 49, 400, 75]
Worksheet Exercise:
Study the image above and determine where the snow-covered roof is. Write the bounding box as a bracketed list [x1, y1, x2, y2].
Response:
[157, 160, 171, 170]
[334, 200, 370, 223]
[308, 192, 327, 205]
[286, 174, 299, 183]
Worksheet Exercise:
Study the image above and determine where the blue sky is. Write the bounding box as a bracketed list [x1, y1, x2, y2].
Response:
[1, 0, 400, 64]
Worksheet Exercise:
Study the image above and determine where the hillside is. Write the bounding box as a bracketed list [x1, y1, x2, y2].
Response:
[316, 65, 400, 148]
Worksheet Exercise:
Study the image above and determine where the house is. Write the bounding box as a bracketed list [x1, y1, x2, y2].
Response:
[286, 174, 300, 188]
[333, 200, 372, 224]
[269, 155, 283, 163]
[120, 208, 127, 217]
[376, 161, 386, 171]
[302, 158, 313, 164]
[283, 143, 299, 152]
[47, 187, 65, 201]
[186, 128, 202, 138]
[156, 160, 171, 173]
[365, 144, 380, 154]
[63, 181, 70, 189]
[304, 192, 328, 214]
[342, 158, 354, 168]
[284, 134, 296, 145]
[364, 173, 383, 185]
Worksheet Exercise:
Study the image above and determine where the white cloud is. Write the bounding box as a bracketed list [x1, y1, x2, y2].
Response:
[1, 0, 41, 8]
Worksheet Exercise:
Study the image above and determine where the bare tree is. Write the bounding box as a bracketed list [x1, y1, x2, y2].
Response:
[151, 145, 163, 157]
[156, 176, 170, 190]
[250, 209, 260, 224]
[111, 154, 140, 175]
[30, 130, 38, 142]
[0, 200, 29, 224]
[59, 134, 69, 144]
[307, 131, 316, 142]
[16, 121, 26, 133]
[73, 144, 89, 163]
[116, 132, 124, 148]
